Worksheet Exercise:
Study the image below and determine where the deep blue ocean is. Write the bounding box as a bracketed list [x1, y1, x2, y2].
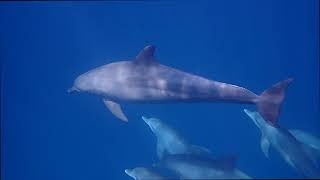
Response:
[0, 1, 319, 179]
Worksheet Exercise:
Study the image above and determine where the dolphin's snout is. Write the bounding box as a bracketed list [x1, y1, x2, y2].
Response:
[124, 169, 133, 177]
[67, 86, 80, 94]
[142, 116, 158, 133]
[244, 109, 256, 119]
[141, 116, 149, 123]
[243, 109, 254, 121]
[243, 109, 250, 115]
[243, 109, 260, 128]
[142, 116, 153, 128]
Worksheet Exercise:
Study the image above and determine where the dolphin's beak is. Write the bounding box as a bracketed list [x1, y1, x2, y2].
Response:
[243, 109, 260, 128]
[243, 109, 254, 121]
[67, 86, 80, 94]
[141, 116, 156, 133]
[142, 116, 149, 124]
[124, 169, 133, 178]
[243, 109, 251, 117]
[142, 116, 152, 128]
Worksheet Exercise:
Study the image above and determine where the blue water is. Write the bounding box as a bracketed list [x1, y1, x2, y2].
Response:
[0, 1, 319, 179]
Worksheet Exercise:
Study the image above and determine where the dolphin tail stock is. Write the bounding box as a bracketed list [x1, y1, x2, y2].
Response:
[256, 78, 294, 126]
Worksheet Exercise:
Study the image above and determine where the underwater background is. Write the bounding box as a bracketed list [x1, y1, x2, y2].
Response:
[0, 0, 319, 179]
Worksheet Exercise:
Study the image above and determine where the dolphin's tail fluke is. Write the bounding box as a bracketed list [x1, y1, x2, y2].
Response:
[257, 78, 294, 126]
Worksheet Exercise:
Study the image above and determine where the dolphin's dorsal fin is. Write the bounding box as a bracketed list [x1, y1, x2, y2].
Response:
[102, 99, 128, 122]
[135, 45, 158, 65]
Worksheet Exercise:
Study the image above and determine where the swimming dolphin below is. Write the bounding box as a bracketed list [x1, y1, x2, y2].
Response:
[142, 116, 211, 159]
[244, 109, 320, 178]
[68, 45, 293, 123]
[124, 167, 167, 180]
[158, 154, 251, 179]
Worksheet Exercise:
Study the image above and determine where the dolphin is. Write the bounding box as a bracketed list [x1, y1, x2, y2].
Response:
[68, 45, 293, 122]
[158, 154, 251, 179]
[124, 167, 167, 180]
[142, 116, 211, 159]
[244, 109, 320, 178]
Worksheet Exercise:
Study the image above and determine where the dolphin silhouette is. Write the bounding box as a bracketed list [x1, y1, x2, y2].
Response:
[158, 154, 251, 179]
[244, 109, 320, 178]
[142, 116, 211, 159]
[124, 167, 167, 180]
[69, 45, 293, 123]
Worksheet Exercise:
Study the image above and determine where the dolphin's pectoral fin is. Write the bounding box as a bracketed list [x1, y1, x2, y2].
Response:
[134, 45, 158, 65]
[261, 134, 270, 158]
[289, 129, 320, 151]
[102, 99, 128, 122]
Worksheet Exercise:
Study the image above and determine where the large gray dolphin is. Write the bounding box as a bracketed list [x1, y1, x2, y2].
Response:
[142, 116, 211, 159]
[159, 154, 251, 179]
[68, 45, 293, 123]
[244, 109, 320, 178]
[124, 167, 167, 180]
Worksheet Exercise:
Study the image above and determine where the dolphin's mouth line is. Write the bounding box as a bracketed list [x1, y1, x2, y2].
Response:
[67, 86, 80, 94]
[124, 169, 133, 178]
[142, 116, 156, 133]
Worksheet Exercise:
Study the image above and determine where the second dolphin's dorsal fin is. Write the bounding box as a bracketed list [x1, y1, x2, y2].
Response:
[135, 45, 158, 65]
